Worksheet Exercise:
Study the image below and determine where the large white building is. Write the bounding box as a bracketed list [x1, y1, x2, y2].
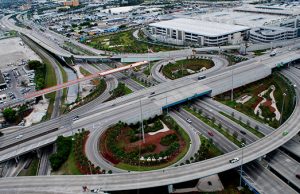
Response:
[148, 18, 250, 46]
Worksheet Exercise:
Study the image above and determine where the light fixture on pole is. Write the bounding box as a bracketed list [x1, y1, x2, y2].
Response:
[239, 142, 246, 188]
[139, 99, 145, 143]
[279, 93, 286, 125]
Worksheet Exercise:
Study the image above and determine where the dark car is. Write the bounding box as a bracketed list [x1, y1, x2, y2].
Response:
[240, 130, 246, 135]
[208, 131, 214, 137]
[296, 174, 300, 179]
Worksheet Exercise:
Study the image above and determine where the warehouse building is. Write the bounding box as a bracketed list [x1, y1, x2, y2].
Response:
[147, 18, 250, 46]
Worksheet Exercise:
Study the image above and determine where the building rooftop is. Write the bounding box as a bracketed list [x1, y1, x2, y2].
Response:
[149, 18, 250, 37]
[193, 11, 286, 28]
[0, 71, 6, 86]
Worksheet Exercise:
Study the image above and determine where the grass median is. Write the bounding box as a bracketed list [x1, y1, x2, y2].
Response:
[184, 106, 243, 147]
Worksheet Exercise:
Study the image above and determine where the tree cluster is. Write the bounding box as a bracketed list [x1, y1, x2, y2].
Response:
[28, 60, 46, 90]
[49, 136, 72, 171]
[73, 129, 105, 174]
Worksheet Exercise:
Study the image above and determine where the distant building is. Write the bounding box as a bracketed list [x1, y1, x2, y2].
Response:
[63, 0, 79, 7]
[0, 71, 7, 90]
[250, 27, 298, 43]
[148, 18, 250, 46]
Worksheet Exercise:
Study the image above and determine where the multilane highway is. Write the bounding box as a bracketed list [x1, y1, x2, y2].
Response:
[1, 51, 300, 192]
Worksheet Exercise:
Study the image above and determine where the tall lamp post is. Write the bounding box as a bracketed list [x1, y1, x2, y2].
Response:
[231, 67, 234, 101]
[239, 143, 246, 188]
[279, 93, 286, 126]
[139, 99, 145, 143]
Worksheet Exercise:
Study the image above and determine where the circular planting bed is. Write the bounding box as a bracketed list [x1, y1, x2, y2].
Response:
[162, 56, 215, 80]
[99, 115, 190, 171]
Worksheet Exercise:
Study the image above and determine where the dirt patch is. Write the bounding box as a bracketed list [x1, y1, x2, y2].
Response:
[126, 130, 176, 153]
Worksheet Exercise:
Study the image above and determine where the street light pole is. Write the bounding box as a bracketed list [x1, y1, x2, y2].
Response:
[239, 143, 245, 188]
[279, 93, 286, 126]
[140, 99, 145, 143]
[165, 96, 169, 115]
[147, 46, 150, 76]
[231, 67, 234, 101]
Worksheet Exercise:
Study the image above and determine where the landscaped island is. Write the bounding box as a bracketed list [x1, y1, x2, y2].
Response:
[162, 56, 214, 80]
[215, 73, 295, 128]
[100, 115, 190, 171]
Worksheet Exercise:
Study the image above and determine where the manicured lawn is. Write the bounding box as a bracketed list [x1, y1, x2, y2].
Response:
[63, 42, 94, 55]
[224, 53, 248, 66]
[124, 85, 133, 95]
[199, 135, 223, 157]
[143, 62, 155, 76]
[79, 66, 91, 76]
[220, 112, 265, 138]
[104, 115, 190, 171]
[253, 49, 267, 56]
[184, 106, 242, 147]
[51, 147, 82, 175]
[87, 30, 177, 53]
[41, 56, 57, 121]
[107, 83, 132, 101]
[162, 58, 214, 80]
[24, 39, 57, 121]
[131, 77, 148, 87]
[215, 73, 295, 128]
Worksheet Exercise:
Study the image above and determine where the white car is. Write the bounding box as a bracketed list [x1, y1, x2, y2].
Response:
[16, 135, 23, 139]
[229, 157, 240, 163]
[186, 118, 192, 123]
[72, 116, 79, 121]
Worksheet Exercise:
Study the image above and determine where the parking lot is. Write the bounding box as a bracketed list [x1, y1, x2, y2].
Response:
[0, 66, 36, 106]
[0, 37, 41, 71]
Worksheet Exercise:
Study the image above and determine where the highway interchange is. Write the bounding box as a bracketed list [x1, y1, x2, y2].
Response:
[1, 12, 300, 194]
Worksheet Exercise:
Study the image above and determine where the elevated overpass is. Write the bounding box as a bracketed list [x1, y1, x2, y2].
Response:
[24, 61, 148, 99]
[0, 49, 300, 193]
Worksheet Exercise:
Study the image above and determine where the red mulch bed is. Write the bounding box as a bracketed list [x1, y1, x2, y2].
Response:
[263, 100, 276, 113]
[99, 130, 120, 164]
[99, 126, 186, 165]
[126, 130, 175, 153]
[251, 96, 263, 109]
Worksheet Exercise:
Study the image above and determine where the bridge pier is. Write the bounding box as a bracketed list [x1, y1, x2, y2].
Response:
[36, 149, 41, 159]
[14, 156, 19, 164]
[168, 184, 174, 193]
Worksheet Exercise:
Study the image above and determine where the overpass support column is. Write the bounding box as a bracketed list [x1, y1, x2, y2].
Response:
[14, 156, 19, 164]
[36, 148, 41, 159]
[168, 184, 174, 193]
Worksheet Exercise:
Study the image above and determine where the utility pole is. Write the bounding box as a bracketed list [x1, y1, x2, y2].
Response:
[239, 143, 245, 188]
[279, 93, 286, 125]
[147, 46, 150, 76]
[139, 99, 145, 143]
[231, 67, 234, 101]
[166, 96, 169, 115]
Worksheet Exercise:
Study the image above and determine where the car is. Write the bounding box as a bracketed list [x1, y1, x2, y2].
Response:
[16, 134, 23, 139]
[208, 181, 212, 186]
[186, 118, 192, 123]
[282, 131, 289, 136]
[293, 84, 297, 88]
[296, 174, 300, 179]
[229, 157, 240, 163]
[72, 116, 79, 121]
[208, 131, 214, 136]
[150, 91, 155, 95]
[240, 130, 246, 135]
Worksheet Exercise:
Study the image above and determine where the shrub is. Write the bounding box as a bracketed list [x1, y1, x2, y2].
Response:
[160, 134, 178, 146]
[49, 136, 72, 171]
